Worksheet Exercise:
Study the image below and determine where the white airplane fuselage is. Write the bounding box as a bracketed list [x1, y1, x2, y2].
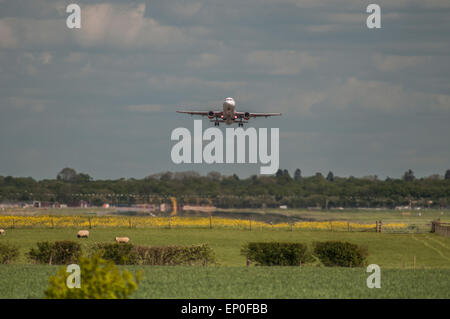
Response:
[223, 97, 236, 124]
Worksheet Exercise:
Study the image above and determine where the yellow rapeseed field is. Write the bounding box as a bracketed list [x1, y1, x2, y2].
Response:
[0, 215, 407, 231]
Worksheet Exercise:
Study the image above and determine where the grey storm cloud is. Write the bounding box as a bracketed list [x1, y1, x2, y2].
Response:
[0, 0, 449, 180]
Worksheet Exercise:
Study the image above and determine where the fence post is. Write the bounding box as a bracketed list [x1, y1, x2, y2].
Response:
[347, 222, 350, 232]
[376, 220, 378, 233]
[129, 217, 132, 229]
[89, 217, 92, 229]
[209, 215, 212, 229]
[249, 219, 252, 231]
[51, 217, 54, 229]
[380, 220, 382, 233]
[330, 221, 333, 232]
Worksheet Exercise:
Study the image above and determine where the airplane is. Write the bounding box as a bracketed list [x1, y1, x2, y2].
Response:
[177, 97, 282, 127]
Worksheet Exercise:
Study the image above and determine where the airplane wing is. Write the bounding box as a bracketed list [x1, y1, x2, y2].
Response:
[176, 110, 222, 116]
[235, 112, 282, 118]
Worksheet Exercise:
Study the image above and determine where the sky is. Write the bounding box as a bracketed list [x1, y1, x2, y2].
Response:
[0, 0, 449, 180]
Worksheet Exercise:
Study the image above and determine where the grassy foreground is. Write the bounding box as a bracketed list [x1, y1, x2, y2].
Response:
[1, 228, 450, 268]
[0, 227, 449, 299]
[0, 265, 449, 299]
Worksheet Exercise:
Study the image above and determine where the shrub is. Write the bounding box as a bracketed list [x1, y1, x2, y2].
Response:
[313, 241, 368, 267]
[28, 241, 82, 264]
[241, 242, 312, 266]
[0, 242, 19, 264]
[92, 243, 216, 266]
[92, 243, 138, 265]
[133, 244, 216, 266]
[45, 255, 141, 299]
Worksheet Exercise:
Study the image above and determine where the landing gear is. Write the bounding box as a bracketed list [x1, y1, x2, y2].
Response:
[214, 121, 220, 126]
[238, 122, 244, 127]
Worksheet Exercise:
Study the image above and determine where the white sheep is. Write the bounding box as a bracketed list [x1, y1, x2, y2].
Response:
[115, 236, 130, 243]
[0, 229, 5, 235]
[77, 230, 89, 238]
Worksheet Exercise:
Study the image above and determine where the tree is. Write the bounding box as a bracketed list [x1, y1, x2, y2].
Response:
[294, 169, 302, 181]
[326, 171, 334, 182]
[275, 169, 284, 178]
[206, 171, 221, 181]
[160, 172, 173, 181]
[445, 169, 450, 180]
[77, 173, 92, 182]
[402, 169, 415, 182]
[45, 255, 140, 299]
[57, 168, 77, 182]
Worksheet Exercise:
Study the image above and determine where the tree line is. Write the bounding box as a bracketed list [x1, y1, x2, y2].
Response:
[0, 167, 450, 209]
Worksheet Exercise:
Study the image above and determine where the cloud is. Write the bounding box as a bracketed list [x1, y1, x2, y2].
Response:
[126, 104, 164, 113]
[321, 77, 450, 113]
[6, 97, 47, 113]
[187, 53, 219, 68]
[286, 0, 450, 9]
[146, 75, 247, 90]
[171, 1, 203, 18]
[246, 50, 320, 75]
[306, 24, 339, 32]
[373, 54, 426, 72]
[0, 3, 213, 50]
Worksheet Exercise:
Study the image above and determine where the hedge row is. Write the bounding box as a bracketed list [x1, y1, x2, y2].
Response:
[24, 241, 216, 266]
[92, 243, 216, 266]
[28, 241, 82, 264]
[241, 242, 313, 266]
[0, 242, 19, 264]
[241, 241, 368, 267]
[2, 240, 368, 267]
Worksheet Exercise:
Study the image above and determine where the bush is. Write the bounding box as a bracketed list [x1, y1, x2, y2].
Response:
[45, 255, 141, 299]
[241, 242, 312, 266]
[28, 241, 82, 264]
[313, 241, 368, 267]
[92, 243, 138, 265]
[133, 244, 216, 266]
[0, 242, 19, 264]
[92, 243, 216, 266]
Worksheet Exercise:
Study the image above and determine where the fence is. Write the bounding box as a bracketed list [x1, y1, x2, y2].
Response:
[431, 220, 450, 237]
[0, 215, 408, 232]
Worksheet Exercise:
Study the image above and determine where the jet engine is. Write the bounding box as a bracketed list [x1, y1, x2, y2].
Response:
[244, 112, 250, 120]
[208, 111, 215, 119]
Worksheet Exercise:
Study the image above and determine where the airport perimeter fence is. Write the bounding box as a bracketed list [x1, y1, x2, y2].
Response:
[0, 215, 412, 232]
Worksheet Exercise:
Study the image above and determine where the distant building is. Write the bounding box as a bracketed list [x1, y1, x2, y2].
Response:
[67, 200, 89, 208]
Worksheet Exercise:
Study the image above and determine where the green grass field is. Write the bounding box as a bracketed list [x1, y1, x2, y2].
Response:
[0, 227, 449, 298]
[2, 228, 450, 268]
[1, 207, 450, 299]
[1, 265, 449, 299]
